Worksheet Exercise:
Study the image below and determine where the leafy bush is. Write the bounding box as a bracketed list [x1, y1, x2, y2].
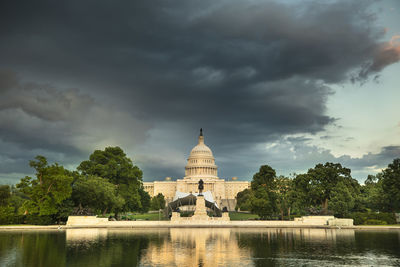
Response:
[0, 210, 55, 225]
[375, 213, 397, 224]
[24, 215, 54, 225]
[0, 206, 14, 224]
[349, 212, 396, 225]
[364, 219, 387, 225]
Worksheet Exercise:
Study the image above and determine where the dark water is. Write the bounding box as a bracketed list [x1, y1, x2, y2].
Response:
[0, 228, 399, 267]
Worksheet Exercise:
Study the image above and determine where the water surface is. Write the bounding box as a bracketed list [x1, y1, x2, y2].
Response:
[0, 228, 399, 266]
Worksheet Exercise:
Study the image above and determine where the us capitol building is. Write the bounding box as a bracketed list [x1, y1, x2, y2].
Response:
[143, 129, 250, 210]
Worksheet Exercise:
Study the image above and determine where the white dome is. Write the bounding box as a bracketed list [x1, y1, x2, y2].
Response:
[184, 129, 218, 180]
[190, 142, 213, 155]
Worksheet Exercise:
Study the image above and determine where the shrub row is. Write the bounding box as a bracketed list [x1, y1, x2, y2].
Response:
[349, 212, 396, 225]
[0, 207, 58, 225]
[1, 215, 55, 225]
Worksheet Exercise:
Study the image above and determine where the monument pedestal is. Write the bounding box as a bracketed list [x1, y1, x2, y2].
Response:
[170, 194, 230, 222]
[191, 195, 209, 220]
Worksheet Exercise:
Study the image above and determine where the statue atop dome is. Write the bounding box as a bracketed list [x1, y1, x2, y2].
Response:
[198, 128, 204, 144]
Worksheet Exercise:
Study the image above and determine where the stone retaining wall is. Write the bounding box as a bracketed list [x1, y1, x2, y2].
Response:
[66, 215, 353, 227]
[66, 216, 108, 226]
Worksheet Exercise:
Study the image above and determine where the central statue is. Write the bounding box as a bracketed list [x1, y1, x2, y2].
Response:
[198, 179, 204, 195]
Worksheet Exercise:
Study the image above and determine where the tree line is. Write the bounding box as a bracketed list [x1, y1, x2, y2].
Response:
[0, 147, 165, 225]
[1, 146, 398, 225]
[236, 159, 400, 224]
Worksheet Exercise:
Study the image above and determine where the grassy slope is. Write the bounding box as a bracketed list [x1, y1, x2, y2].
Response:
[124, 213, 165, 221]
[229, 212, 259, 220]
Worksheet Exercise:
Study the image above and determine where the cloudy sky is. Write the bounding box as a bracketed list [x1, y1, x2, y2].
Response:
[0, 0, 399, 184]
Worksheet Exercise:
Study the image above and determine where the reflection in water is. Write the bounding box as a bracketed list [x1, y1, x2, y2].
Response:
[66, 229, 155, 267]
[66, 229, 108, 244]
[0, 230, 66, 267]
[141, 228, 253, 267]
[0, 228, 400, 266]
[235, 228, 357, 267]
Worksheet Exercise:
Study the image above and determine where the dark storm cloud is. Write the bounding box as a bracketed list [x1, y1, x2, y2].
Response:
[341, 146, 400, 169]
[0, 0, 399, 181]
[256, 137, 400, 182]
[358, 35, 400, 79]
[0, 69, 149, 152]
[0, 69, 150, 183]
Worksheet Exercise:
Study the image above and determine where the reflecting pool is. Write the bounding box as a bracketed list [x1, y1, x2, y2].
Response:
[1, 228, 400, 266]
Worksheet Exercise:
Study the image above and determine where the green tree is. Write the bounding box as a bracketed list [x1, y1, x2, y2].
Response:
[0, 185, 11, 206]
[250, 187, 275, 219]
[381, 158, 400, 212]
[16, 156, 73, 216]
[9, 185, 27, 211]
[329, 181, 355, 217]
[294, 162, 358, 215]
[77, 147, 146, 214]
[72, 175, 125, 215]
[361, 174, 388, 212]
[275, 176, 294, 220]
[0, 206, 15, 224]
[291, 173, 313, 214]
[139, 187, 151, 213]
[236, 188, 252, 211]
[54, 199, 75, 223]
[150, 193, 166, 211]
[0, 185, 26, 224]
[251, 165, 276, 191]
[249, 165, 278, 218]
[0, 185, 15, 224]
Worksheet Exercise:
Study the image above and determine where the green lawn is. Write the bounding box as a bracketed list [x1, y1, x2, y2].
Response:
[122, 213, 166, 221]
[229, 212, 259, 220]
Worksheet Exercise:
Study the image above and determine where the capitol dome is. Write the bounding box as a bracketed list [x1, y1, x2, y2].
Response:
[190, 138, 213, 155]
[184, 129, 218, 180]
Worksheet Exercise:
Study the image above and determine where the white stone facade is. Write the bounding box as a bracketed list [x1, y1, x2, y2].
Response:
[143, 130, 250, 209]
